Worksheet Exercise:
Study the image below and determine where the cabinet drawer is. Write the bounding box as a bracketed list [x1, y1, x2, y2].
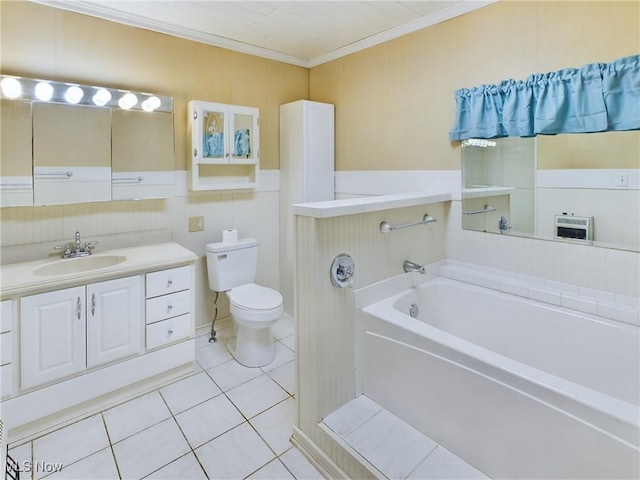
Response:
[1, 363, 12, 399]
[1, 332, 11, 365]
[146, 290, 190, 324]
[146, 266, 191, 298]
[1, 300, 11, 333]
[146, 314, 191, 350]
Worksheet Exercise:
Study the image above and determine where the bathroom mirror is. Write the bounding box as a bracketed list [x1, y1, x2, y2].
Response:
[461, 131, 640, 252]
[0, 74, 174, 206]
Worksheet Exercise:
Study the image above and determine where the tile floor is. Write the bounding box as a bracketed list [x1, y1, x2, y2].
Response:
[323, 395, 488, 480]
[8, 315, 324, 480]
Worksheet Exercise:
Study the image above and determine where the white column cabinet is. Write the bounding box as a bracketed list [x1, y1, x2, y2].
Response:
[86, 276, 142, 368]
[279, 100, 335, 314]
[20, 276, 142, 390]
[20, 286, 86, 390]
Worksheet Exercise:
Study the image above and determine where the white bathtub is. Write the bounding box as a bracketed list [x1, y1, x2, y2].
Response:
[359, 276, 639, 479]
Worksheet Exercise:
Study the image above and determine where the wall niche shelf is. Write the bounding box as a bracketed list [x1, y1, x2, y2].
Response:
[188, 100, 259, 191]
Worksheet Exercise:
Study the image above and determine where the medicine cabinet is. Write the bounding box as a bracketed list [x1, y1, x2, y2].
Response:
[188, 100, 259, 191]
[0, 74, 175, 206]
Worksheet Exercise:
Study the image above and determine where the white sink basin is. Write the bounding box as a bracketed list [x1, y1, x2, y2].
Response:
[33, 255, 128, 276]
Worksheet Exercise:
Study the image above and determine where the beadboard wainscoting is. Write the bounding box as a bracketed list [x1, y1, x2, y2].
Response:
[0, 170, 281, 329]
[293, 201, 448, 477]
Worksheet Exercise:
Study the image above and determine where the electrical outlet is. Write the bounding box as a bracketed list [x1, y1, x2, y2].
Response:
[616, 174, 629, 187]
[188, 216, 204, 232]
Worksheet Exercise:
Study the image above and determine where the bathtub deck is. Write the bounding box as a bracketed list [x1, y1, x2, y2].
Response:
[321, 395, 488, 479]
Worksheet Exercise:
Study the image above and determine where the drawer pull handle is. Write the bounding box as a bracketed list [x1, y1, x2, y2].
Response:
[167, 279, 173, 288]
[168, 329, 173, 335]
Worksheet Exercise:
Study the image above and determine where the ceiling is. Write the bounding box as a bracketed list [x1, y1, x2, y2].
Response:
[32, 1, 496, 68]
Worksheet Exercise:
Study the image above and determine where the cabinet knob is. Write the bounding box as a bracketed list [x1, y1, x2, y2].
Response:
[167, 279, 173, 288]
[167, 304, 173, 311]
[168, 329, 173, 335]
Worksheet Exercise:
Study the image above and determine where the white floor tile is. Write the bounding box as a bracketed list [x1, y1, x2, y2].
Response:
[194, 422, 275, 480]
[144, 452, 207, 479]
[103, 391, 171, 443]
[279, 447, 324, 480]
[344, 410, 436, 480]
[226, 374, 290, 419]
[250, 397, 296, 455]
[267, 360, 296, 395]
[113, 418, 190, 479]
[195, 332, 214, 350]
[32, 415, 110, 480]
[323, 395, 383, 437]
[279, 334, 296, 352]
[45, 447, 118, 480]
[196, 339, 233, 370]
[175, 394, 245, 448]
[271, 315, 295, 340]
[407, 447, 488, 480]
[261, 342, 295, 373]
[247, 458, 295, 479]
[160, 371, 222, 415]
[206, 358, 263, 392]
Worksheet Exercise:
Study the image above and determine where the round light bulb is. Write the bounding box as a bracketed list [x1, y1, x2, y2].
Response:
[93, 88, 112, 106]
[141, 96, 161, 112]
[35, 82, 54, 101]
[64, 85, 84, 104]
[118, 93, 138, 110]
[1, 77, 22, 98]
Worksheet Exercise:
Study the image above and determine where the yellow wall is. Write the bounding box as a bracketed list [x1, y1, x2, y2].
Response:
[0, 1, 309, 171]
[310, 1, 640, 171]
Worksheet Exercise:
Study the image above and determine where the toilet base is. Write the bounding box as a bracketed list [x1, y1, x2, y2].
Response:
[227, 326, 275, 368]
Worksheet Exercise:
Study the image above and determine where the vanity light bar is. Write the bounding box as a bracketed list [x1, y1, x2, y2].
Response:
[462, 138, 497, 148]
[0, 74, 173, 113]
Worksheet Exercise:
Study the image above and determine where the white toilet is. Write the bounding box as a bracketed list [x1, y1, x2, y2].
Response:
[206, 237, 283, 367]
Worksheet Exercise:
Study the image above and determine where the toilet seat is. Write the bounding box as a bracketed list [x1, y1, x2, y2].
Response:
[228, 283, 283, 311]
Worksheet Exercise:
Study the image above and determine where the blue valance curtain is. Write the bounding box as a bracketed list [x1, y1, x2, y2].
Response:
[449, 54, 640, 141]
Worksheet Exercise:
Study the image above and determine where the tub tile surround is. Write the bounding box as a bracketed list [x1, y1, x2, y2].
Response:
[439, 260, 640, 326]
[7, 318, 322, 480]
[322, 395, 487, 480]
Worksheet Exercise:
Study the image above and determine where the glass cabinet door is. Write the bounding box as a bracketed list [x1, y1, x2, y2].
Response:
[201, 106, 227, 162]
[230, 106, 259, 164]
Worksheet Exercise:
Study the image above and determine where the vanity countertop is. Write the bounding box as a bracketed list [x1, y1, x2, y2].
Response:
[0, 242, 197, 299]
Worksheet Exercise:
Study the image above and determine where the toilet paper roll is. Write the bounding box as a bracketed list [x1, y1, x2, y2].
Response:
[222, 228, 238, 244]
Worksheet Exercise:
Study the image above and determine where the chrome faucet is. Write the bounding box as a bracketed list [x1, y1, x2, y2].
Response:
[403, 260, 426, 274]
[54, 231, 98, 258]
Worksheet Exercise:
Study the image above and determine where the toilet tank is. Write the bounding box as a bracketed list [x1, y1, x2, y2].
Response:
[206, 237, 258, 292]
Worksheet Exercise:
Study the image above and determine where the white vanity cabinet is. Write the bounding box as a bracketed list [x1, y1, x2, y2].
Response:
[145, 266, 192, 350]
[1, 300, 13, 398]
[20, 276, 141, 390]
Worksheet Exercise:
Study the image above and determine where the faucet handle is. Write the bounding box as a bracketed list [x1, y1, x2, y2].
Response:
[84, 240, 99, 249]
[54, 244, 72, 256]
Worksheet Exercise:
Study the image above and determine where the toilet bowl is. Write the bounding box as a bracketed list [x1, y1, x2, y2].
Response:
[206, 238, 283, 367]
[226, 283, 283, 367]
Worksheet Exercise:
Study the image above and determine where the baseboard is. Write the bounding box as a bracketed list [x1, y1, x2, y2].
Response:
[290, 426, 350, 480]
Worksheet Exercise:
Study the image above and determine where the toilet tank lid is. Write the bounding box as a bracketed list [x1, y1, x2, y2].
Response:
[207, 237, 257, 253]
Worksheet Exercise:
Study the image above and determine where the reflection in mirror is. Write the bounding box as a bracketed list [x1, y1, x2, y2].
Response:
[111, 110, 175, 200]
[462, 133, 640, 252]
[0, 99, 33, 206]
[33, 102, 111, 205]
[0, 74, 174, 206]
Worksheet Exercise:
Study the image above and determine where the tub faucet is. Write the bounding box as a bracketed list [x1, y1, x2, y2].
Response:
[403, 260, 426, 274]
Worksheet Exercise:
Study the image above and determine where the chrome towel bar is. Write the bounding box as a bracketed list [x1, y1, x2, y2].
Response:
[463, 205, 496, 215]
[380, 214, 437, 234]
